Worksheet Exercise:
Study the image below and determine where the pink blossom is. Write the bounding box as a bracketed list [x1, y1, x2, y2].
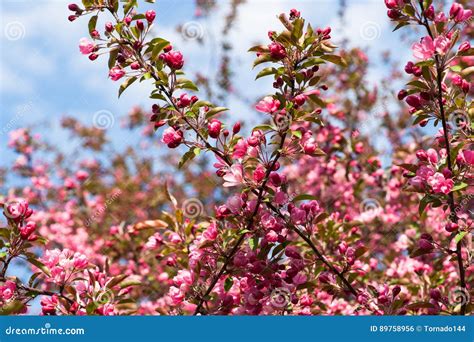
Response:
[6, 199, 33, 222]
[108, 66, 125, 81]
[412, 36, 434, 60]
[173, 270, 194, 288]
[427, 172, 453, 194]
[41, 295, 58, 315]
[208, 119, 222, 139]
[434, 36, 450, 55]
[79, 38, 95, 55]
[145, 9, 156, 23]
[0, 281, 16, 300]
[232, 139, 248, 159]
[97, 303, 116, 315]
[450, 3, 472, 22]
[255, 96, 280, 114]
[293, 272, 307, 285]
[268, 42, 286, 60]
[416, 165, 435, 180]
[160, 50, 184, 69]
[203, 222, 218, 241]
[458, 41, 471, 53]
[19, 221, 36, 240]
[223, 164, 244, 187]
[168, 286, 185, 305]
[460, 150, 474, 165]
[161, 127, 183, 148]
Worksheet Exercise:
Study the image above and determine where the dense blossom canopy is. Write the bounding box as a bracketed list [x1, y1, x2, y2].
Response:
[0, 0, 472, 316]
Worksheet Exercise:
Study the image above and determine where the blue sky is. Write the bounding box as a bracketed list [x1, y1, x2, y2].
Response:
[0, 0, 411, 172]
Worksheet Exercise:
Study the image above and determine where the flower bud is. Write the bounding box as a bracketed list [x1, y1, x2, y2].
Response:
[387, 9, 401, 19]
[405, 95, 422, 109]
[404, 62, 414, 74]
[397, 89, 408, 100]
[392, 286, 401, 298]
[429, 289, 442, 301]
[68, 3, 80, 11]
[146, 10, 156, 23]
[232, 122, 241, 134]
[208, 119, 222, 139]
[458, 41, 471, 53]
[418, 238, 433, 251]
[424, 5, 435, 20]
[105, 22, 114, 32]
[269, 172, 282, 186]
[445, 222, 459, 232]
[415, 149, 428, 161]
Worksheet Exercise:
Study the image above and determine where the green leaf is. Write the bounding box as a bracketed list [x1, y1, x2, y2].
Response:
[108, 48, 119, 69]
[253, 54, 273, 68]
[0, 228, 10, 240]
[397, 163, 418, 173]
[392, 21, 409, 32]
[293, 194, 318, 202]
[118, 76, 137, 98]
[0, 300, 25, 315]
[119, 279, 142, 289]
[255, 67, 278, 80]
[406, 80, 429, 90]
[176, 78, 199, 92]
[27, 257, 51, 277]
[224, 277, 233, 292]
[106, 274, 128, 289]
[291, 18, 304, 41]
[179, 149, 198, 168]
[252, 124, 274, 132]
[123, 0, 138, 15]
[291, 130, 302, 139]
[452, 182, 468, 192]
[405, 302, 435, 310]
[308, 94, 326, 108]
[449, 65, 462, 73]
[151, 38, 171, 60]
[249, 236, 258, 250]
[454, 231, 467, 244]
[271, 242, 288, 259]
[248, 45, 269, 53]
[320, 54, 347, 67]
[206, 107, 228, 118]
[88, 15, 98, 36]
[418, 195, 431, 216]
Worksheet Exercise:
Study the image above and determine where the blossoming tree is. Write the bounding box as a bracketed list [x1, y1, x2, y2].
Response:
[0, 0, 472, 315]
